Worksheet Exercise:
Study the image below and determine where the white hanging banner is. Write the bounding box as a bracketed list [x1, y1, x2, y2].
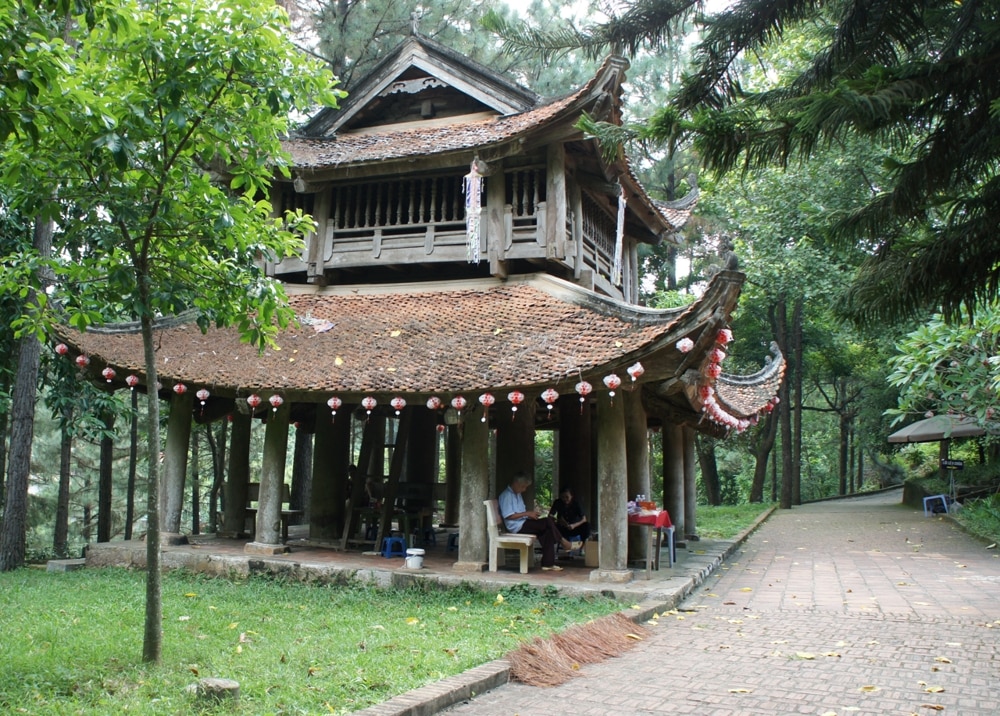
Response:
[612, 182, 626, 286]
[463, 159, 483, 264]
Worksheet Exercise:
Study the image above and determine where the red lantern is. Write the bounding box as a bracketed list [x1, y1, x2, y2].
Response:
[704, 363, 722, 379]
[75, 354, 90, 368]
[55, 343, 69, 356]
[327, 396, 342, 421]
[173, 383, 187, 395]
[603, 373, 621, 394]
[698, 384, 714, 401]
[126, 374, 139, 390]
[362, 396, 377, 416]
[710, 348, 727, 364]
[627, 362, 645, 382]
[269, 394, 283, 412]
[101, 367, 116, 383]
[196, 388, 210, 406]
[391, 396, 406, 415]
[436, 423, 446, 434]
[426, 396, 442, 410]
[246, 393, 262, 410]
[675, 337, 694, 353]
[451, 395, 467, 418]
[717, 328, 733, 345]
[478, 392, 495, 422]
[507, 390, 524, 420]
[541, 388, 559, 417]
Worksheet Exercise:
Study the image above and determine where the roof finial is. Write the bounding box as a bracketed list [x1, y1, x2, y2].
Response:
[410, 10, 420, 35]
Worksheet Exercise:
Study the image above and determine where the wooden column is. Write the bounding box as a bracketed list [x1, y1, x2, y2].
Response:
[310, 408, 349, 540]
[683, 426, 698, 539]
[97, 411, 115, 543]
[663, 422, 685, 539]
[162, 390, 194, 539]
[558, 394, 592, 515]
[545, 143, 568, 259]
[592, 390, 631, 582]
[223, 411, 252, 536]
[246, 403, 290, 554]
[290, 424, 312, 523]
[444, 425, 461, 525]
[624, 390, 649, 562]
[487, 158, 508, 278]
[496, 401, 535, 494]
[454, 415, 489, 572]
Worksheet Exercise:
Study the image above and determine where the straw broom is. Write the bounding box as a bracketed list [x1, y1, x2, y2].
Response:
[507, 612, 648, 687]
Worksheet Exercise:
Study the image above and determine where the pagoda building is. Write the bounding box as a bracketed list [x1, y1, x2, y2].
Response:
[61, 34, 783, 582]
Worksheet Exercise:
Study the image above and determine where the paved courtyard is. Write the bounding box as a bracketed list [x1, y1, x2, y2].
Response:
[441, 491, 1000, 715]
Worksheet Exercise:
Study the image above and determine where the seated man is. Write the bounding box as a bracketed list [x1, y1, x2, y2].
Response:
[549, 487, 590, 544]
[498, 473, 573, 572]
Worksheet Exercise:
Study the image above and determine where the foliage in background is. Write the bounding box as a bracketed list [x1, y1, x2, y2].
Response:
[0, 568, 621, 715]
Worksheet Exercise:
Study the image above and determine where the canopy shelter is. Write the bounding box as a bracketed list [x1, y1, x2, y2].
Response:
[887, 415, 988, 443]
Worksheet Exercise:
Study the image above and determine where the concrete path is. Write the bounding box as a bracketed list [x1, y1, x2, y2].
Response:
[441, 491, 1000, 715]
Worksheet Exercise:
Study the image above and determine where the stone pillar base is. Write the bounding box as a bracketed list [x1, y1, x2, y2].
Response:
[161, 532, 189, 546]
[451, 561, 487, 573]
[244, 541, 290, 556]
[589, 568, 633, 583]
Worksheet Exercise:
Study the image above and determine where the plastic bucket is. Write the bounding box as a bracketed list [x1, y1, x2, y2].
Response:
[404, 548, 425, 569]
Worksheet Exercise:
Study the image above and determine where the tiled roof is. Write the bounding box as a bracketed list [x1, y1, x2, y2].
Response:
[64, 275, 710, 400]
[715, 342, 785, 418]
[285, 91, 581, 169]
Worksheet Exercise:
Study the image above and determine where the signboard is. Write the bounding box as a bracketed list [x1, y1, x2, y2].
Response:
[940, 458, 964, 470]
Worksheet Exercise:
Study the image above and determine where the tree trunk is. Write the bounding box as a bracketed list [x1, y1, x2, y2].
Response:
[696, 435, 721, 506]
[770, 300, 793, 509]
[54, 406, 73, 558]
[125, 387, 138, 540]
[791, 297, 803, 505]
[750, 410, 778, 503]
[0, 408, 8, 512]
[98, 412, 115, 542]
[140, 300, 163, 663]
[0, 217, 52, 571]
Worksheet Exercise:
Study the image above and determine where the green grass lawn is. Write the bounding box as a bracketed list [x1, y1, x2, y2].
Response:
[696, 503, 773, 540]
[0, 568, 622, 715]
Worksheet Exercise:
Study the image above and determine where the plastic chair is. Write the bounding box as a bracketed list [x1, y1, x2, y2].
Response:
[381, 536, 406, 558]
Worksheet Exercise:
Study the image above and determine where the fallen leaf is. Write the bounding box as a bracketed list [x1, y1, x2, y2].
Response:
[859, 685, 880, 692]
[308, 667, 320, 677]
[625, 633, 643, 640]
[228, 622, 238, 630]
[728, 688, 752, 694]
[189, 666, 199, 676]
[921, 705, 945, 711]
[925, 686, 945, 693]
[443, 648, 458, 656]
[823, 652, 841, 658]
[184, 592, 197, 598]
[496, 594, 505, 604]
[178, 615, 191, 622]
[739, 587, 753, 592]
[334, 356, 344, 366]
[795, 652, 816, 660]
[723, 601, 736, 605]
[615, 340, 623, 348]
[934, 656, 952, 664]
[406, 617, 420, 625]
[389, 330, 401, 337]
[447, 606, 458, 611]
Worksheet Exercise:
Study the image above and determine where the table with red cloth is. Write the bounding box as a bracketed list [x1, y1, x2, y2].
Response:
[627, 510, 675, 578]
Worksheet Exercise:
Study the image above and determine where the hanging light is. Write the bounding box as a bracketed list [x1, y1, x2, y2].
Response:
[507, 390, 524, 420]
[101, 367, 116, 383]
[269, 394, 283, 412]
[55, 343, 69, 356]
[704, 363, 722, 379]
[391, 396, 406, 415]
[716, 328, 733, 345]
[541, 388, 559, 417]
[478, 392, 495, 422]
[362, 395, 377, 417]
[327, 396, 342, 421]
[75, 354, 90, 368]
[196, 388, 210, 406]
[710, 348, 727, 364]
[627, 361, 645, 382]
[246, 394, 262, 410]
[426, 396, 443, 411]
[603, 373, 621, 395]
[436, 423, 446, 434]
[675, 337, 694, 353]
[575, 381, 592, 414]
[126, 374, 139, 391]
[173, 383, 187, 395]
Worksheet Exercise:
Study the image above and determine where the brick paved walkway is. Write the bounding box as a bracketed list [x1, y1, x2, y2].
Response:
[442, 491, 1000, 715]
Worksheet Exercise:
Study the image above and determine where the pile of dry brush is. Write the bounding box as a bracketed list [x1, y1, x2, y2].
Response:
[506, 612, 648, 687]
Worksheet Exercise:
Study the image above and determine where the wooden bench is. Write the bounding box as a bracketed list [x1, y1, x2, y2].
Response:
[484, 499, 537, 574]
[246, 483, 303, 542]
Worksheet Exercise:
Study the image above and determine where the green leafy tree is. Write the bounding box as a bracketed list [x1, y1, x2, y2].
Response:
[1, 0, 339, 662]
